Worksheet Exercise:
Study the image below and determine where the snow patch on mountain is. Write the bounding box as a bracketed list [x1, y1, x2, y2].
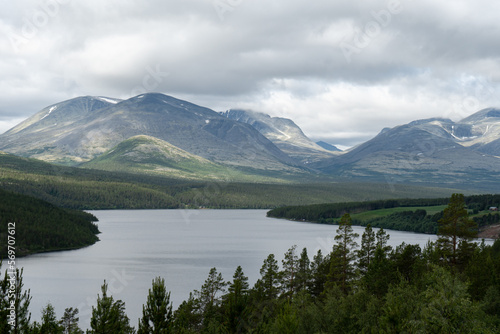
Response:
[97, 97, 120, 104]
[41, 106, 57, 120]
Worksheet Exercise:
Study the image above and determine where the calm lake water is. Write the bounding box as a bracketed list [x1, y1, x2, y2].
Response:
[8, 209, 485, 328]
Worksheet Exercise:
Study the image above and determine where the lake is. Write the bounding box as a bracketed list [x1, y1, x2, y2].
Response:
[8, 209, 480, 328]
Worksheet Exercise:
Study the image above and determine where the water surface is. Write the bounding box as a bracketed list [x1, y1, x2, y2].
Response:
[11, 209, 452, 327]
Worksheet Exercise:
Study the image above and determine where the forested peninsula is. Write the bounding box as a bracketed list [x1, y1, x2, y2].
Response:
[0, 188, 99, 257]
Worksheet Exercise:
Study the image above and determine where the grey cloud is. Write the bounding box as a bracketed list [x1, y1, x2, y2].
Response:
[0, 0, 500, 144]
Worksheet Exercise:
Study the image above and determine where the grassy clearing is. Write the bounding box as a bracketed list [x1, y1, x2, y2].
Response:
[350, 205, 448, 222]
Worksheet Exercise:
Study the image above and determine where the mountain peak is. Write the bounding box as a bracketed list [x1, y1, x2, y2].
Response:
[460, 108, 500, 124]
[221, 109, 335, 163]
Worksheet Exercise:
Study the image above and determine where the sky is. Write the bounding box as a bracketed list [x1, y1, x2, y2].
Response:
[1, 0, 500, 148]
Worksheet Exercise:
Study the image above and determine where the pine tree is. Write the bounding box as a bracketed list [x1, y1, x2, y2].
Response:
[255, 254, 281, 300]
[138, 277, 173, 334]
[281, 245, 299, 298]
[197, 268, 227, 310]
[328, 213, 359, 293]
[39, 303, 63, 333]
[309, 250, 328, 298]
[225, 266, 249, 333]
[375, 227, 391, 255]
[171, 293, 202, 333]
[296, 248, 311, 293]
[0, 267, 31, 334]
[60, 307, 83, 334]
[89, 281, 134, 334]
[357, 224, 376, 276]
[437, 193, 478, 267]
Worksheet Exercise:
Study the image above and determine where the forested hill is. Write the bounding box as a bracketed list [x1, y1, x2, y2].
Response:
[0, 188, 99, 257]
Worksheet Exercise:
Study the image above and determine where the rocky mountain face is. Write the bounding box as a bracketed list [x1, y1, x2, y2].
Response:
[220, 109, 337, 163]
[0, 94, 301, 172]
[314, 108, 500, 190]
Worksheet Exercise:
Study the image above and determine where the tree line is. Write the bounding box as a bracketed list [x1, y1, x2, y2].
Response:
[1, 193, 499, 333]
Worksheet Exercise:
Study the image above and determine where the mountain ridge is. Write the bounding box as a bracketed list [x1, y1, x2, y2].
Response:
[0, 93, 302, 173]
[220, 109, 337, 163]
[2, 93, 500, 190]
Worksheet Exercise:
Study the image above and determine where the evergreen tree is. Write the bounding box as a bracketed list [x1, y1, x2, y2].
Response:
[138, 277, 173, 334]
[364, 247, 394, 297]
[225, 266, 249, 333]
[0, 264, 10, 334]
[296, 248, 311, 293]
[309, 250, 328, 298]
[437, 193, 478, 267]
[375, 227, 391, 254]
[195, 267, 227, 330]
[60, 307, 83, 334]
[328, 213, 359, 293]
[39, 303, 63, 334]
[171, 293, 202, 333]
[281, 245, 299, 298]
[357, 224, 376, 276]
[197, 268, 227, 310]
[255, 254, 281, 300]
[0, 267, 31, 334]
[89, 281, 134, 334]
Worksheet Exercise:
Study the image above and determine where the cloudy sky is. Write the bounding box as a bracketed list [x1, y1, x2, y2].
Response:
[1, 0, 500, 148]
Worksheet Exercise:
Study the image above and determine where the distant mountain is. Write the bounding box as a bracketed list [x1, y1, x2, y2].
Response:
[220, 109, 336, 163]
[456, 108, 500, 156]
[314, 111, 500, 190]
[0, 94, 301, 173]
[316, 141, 341, 152]
[4, 93, 500, 190]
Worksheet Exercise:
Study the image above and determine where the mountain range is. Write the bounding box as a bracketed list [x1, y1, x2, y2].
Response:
[313, 108, 500, 189]
[0, 94, 314, 180]
[1, 93, 500, 191]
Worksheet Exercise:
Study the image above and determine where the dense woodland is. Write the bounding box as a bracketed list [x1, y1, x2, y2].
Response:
[1, 194, 500, 333]
[268, 194, 500, 234]
[0, 153, 456, 210]
[0, 188, 99, 257]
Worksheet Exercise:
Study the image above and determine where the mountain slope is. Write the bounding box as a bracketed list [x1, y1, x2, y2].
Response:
[457, 108, 500, 155]
[0, 94, 300, 172]
[316, 141, 341, 152]
[82, 135, 274, 181]
[220, 109, 336, 163]
[315, 116, 500, 190]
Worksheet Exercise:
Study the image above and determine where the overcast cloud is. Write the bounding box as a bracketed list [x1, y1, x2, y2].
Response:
[1, 0, 500, 147]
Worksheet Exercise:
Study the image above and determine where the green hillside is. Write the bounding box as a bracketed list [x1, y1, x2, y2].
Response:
[82, 135, 296, 182]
